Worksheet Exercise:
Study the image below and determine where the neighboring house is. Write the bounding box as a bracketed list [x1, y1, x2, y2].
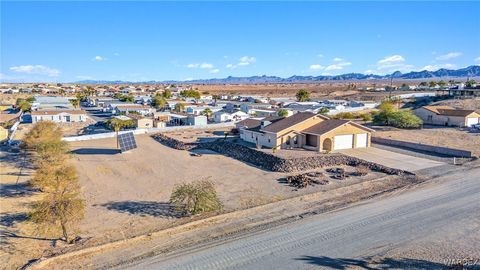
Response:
[238, 112, 373, 152]
[213, 110, 249, 123]
[447, 87, 480, 98]
[414, 106, 480, 127]
[165, 113, 207, 126]
[114, 105, 154, 116]
[249, 108, 279, 117]
[186, 105, 223, 116]
[129, 115, 154, 129]
[187, 115, 207, 126]
[239, 103, 273, 114]
[33, 96, 73, 110]
[31, 110, 87, 123]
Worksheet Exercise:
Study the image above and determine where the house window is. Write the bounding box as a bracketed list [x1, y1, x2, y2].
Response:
[268, 138, 271, 143]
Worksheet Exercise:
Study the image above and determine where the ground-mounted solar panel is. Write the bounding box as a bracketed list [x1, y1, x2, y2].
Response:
[118, 132, 137, 152]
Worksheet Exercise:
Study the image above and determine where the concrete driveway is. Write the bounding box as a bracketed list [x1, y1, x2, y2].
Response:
[338, 147, 444, 172]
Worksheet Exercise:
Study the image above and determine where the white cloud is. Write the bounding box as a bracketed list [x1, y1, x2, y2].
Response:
[422, 63, 456, 71]
[93, 56, 106, 61]
[325, 64, 343, 71]
[378, 55, 405, 65]
[333, 57, 344, 62]
[239, 56, 256, 64]
[317, 54, 324, 58]
[10, 65, 60, 77]
[376, 55, 413, 72]
[436, 52, 462, 61]
[184, 77, 194, 81]
[187, 62, 214, 69]
[226, 56, 256, 69]
[209, 69, 220, 74]
[200, 63, 214, 69]
[475, 56, 480, 63]
[309, 64, 324, 70]
[325, 60, 351, 71]
[114, 52, 120, 56]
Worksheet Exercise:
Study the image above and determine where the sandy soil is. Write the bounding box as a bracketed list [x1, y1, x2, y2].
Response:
[433, 98, 480, 110]
[0, 133, 382, 269]
[0, 148, 49, 269]
[69, 134, 384, 243]
[374, 126, 480, 156]
[195, 84, 414, 101]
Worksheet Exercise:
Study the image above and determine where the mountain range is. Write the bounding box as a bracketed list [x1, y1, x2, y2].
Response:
[75, 65, 480, 84]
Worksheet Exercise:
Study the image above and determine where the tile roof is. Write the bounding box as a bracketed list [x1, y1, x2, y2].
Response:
[261, 112, 325, 133]
[303, 119, 374, 135]
[422, 106, 476, 117]
[436, 109, 477, 117]
[302, 119, 350, 135]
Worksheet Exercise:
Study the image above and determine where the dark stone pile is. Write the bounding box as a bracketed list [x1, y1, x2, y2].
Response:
[151, 133, 197, 151]
[200, 140, 284, 171]
[286, 172, 329, 189]
[273, 155, 406, 175]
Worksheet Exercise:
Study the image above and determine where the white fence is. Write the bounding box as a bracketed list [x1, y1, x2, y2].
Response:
[327, 105, 377, 115]
[7, 121, 21, 144]
[62, 122, 235, 142]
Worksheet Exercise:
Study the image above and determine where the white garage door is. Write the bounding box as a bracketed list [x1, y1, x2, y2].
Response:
[466, 117, 479, 127]
[356, 133, 368, 148]
[334, 134, 353, 150]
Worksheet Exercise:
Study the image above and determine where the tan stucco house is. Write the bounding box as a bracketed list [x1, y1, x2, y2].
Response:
[414, 106, 480, 127]
[238, 112, 374, 152]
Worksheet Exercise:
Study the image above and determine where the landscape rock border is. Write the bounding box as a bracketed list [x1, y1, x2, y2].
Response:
[152, 133, 410, 175]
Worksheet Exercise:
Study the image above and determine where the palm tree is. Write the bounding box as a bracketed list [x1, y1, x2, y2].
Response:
[201, 108, 213, 120]
[70, 99, 80, 109]
[109, 118, 125, 149]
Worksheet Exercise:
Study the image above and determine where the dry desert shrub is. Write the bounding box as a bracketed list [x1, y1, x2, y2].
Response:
[355, 165, 370, 176]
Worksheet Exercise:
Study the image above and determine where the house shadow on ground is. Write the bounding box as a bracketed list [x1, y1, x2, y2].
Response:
[100, 201, 184, 218]
[71, 148, 120, 155]
[295, 255, 459, 270]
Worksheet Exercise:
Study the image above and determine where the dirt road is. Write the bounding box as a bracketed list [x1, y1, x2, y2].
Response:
[123, 167, 480, 270]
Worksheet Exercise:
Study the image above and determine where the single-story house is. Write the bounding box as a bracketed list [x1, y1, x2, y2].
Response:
[186, 105, 223, 116]
[213, 110, 249, 123]
[129, 115, 154, 129]
[114, 105, 154, 116]
[31, 110, 87, 123]
[238, 112, 373, 152]
[414, 105, 480, 127]
[249, 108, 279, 117]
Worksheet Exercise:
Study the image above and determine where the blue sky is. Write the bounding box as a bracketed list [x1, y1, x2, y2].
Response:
[1, 1, 479, 82]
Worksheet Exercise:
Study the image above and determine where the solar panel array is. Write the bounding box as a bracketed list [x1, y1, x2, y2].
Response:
[118, 132, 137, 152]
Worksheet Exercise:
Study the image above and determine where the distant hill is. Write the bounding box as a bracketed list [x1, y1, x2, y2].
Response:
[74, 65, 480, 84]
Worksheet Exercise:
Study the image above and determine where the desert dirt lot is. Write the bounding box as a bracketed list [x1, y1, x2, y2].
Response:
[374, 126, 480, 156]
[69, 134, 386, 240]
[194, 83, 415, 101]
[1, 133, 388, 269]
